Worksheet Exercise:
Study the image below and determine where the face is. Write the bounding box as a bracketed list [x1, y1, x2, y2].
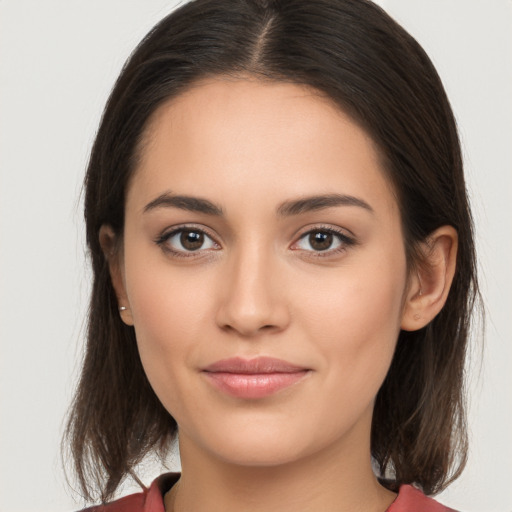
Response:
[114, 78, 411, 468]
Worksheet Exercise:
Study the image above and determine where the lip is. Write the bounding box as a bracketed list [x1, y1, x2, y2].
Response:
[201, 357, 310, 399]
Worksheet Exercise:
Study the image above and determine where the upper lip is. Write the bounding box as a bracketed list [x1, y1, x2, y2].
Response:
[202, 356, 308, 374]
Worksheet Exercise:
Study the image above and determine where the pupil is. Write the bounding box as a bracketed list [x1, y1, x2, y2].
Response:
[181, 230, 204, 251]
[309, 231, 332, 251]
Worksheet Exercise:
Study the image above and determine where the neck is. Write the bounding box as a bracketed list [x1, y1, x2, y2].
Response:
[165, 423, 396, 512]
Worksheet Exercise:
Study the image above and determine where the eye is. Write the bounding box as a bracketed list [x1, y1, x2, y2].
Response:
[292, 227, 355, 255]
[156, 227, 219, 256]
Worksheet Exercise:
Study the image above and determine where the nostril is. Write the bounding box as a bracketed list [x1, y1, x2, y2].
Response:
[214, 266, 291, 336]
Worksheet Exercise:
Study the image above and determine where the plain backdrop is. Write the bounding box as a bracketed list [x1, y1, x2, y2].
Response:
[0, 1, 511, 511]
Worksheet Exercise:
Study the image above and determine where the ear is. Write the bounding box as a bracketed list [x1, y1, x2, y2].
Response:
[99, 225, 134, 326]
[401, 225, 458, 331]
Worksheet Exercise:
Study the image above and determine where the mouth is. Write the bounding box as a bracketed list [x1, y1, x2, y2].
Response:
[201, 356, 311, 399]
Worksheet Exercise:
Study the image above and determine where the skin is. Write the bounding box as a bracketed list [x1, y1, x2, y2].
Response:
[101, 77, 457, 512]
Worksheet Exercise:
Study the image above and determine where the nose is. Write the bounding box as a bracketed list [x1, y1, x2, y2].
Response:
[215, 244, 290, 338]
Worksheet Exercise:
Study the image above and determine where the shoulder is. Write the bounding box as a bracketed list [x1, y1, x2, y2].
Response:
[388, 485, 459, 512]
[78, 491, 146, 512]
[75, 473, 179, 512]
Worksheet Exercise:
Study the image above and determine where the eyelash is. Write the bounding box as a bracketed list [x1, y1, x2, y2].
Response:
[155, 224, 220, 259]
[154, 224, 357, 259]
[292, 225, 356, 258]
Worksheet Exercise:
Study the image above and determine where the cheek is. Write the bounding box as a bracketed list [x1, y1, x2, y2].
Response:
[130, 273, 184, 344]
[301, 255, 405, 329]
[297, 253, 407, 393]
[122, 247, 214, 396]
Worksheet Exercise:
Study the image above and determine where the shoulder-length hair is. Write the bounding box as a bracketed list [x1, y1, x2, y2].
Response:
[65, 0, 479, 502]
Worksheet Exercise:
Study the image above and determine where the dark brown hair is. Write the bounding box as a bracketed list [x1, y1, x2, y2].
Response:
[65, 0, 479, 502]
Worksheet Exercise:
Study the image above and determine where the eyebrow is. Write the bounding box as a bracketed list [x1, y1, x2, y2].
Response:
[143, 192, 373, 216]
[144, 193, 224, 216]
[276, 193, 374, 216]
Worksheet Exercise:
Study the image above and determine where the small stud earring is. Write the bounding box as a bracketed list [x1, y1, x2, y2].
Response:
[119, 306, 128, 312]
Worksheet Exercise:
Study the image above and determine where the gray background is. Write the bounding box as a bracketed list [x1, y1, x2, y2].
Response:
[1, 1, 511, 511]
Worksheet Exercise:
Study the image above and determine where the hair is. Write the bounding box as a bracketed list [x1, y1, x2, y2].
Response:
[65, 0, 479, 503]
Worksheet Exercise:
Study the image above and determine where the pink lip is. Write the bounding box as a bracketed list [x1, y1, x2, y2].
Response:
[202, 357, 310, 399]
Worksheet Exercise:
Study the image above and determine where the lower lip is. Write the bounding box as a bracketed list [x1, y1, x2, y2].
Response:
[203, 371, 309, 399]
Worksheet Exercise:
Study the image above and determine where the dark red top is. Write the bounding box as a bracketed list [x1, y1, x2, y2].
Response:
[81, 473, 458, 512]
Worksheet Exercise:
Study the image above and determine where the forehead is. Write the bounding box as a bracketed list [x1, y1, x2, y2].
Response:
[129, 77, 397, 218]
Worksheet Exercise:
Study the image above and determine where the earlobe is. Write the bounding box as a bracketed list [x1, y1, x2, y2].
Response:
[401, 226, 458, 332]
[99, 225, 134, 326]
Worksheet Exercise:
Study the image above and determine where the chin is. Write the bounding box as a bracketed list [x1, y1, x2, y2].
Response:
[181, 418, 311, 468]
[212, 441, 306, 468]
[190, 418, 344, 471]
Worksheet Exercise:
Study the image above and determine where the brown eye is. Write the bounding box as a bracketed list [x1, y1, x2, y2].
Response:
[308, 231, 333, 251]
[180, 230, 204, 251]
[158, 227, 218, 255]
[293, 228, 354, 255]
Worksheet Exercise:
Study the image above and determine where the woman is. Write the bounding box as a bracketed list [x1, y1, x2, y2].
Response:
[66, 0, 479, 510]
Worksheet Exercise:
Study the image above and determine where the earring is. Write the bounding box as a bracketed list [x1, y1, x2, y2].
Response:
[119, 306, 128, 312]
